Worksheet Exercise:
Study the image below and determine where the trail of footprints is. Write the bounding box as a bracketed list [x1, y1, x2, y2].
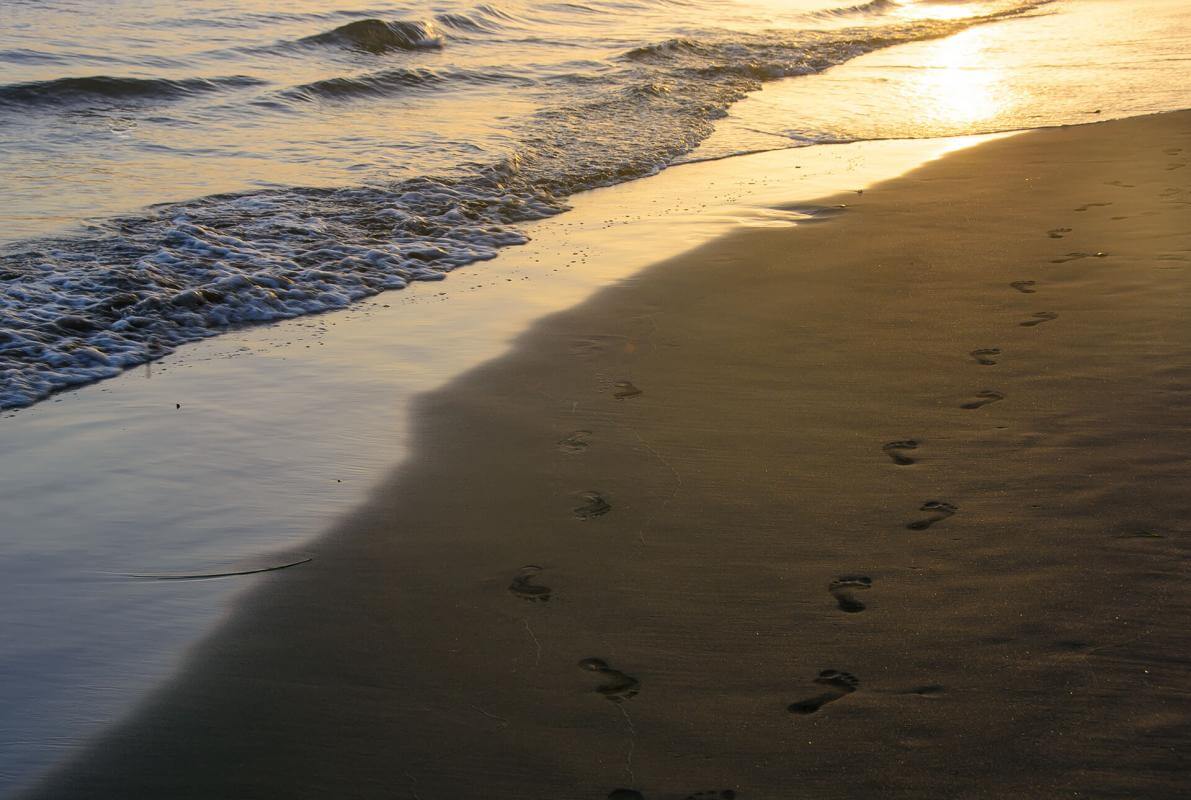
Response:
[518, 233, 1085, 794]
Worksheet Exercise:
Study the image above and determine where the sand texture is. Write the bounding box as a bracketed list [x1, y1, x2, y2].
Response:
[28, 111, 1191, 800]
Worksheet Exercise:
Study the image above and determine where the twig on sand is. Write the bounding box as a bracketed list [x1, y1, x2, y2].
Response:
[119, 557, 312, 581]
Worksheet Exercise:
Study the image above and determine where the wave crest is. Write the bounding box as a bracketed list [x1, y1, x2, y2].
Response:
[0, 75, 264, 109]
[300, 19, 446, 53]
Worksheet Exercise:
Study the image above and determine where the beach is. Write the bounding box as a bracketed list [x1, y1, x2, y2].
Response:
[24, 110, 1191, 799]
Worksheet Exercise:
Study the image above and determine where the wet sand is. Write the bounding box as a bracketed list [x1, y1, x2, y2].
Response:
[28, 111, 1191, 799]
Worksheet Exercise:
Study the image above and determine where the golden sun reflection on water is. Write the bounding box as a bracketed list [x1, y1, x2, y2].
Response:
[906, 27, 1010, 128]
[892, 0, 1000, 21]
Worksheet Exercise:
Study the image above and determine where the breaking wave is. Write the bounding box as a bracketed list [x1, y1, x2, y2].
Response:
[0, 0, 1055, 410]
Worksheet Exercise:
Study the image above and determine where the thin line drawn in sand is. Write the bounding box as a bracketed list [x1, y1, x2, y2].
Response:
[469, 704, 510, 729]
[618, 704, 637, 780]
[631, 426, 683, 546]
[969, 348, 1001, 366]
[881, 440, 919, 465]
[960, 389, 1005, 409]
[522, 619, 542, 667]
[787, 670, 859, 714]
[906, 501, 958, 530]
[118, 557, 312, 581]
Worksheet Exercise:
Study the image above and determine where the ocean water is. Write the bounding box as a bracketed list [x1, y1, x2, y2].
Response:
[8, 0, 1190, 410]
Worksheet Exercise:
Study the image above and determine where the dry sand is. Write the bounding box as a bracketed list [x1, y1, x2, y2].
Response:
[28, 111, 1191, 799]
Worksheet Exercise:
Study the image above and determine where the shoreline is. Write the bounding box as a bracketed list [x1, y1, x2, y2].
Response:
[0, 133, 996, 795]
[23, 110, 1191, 798]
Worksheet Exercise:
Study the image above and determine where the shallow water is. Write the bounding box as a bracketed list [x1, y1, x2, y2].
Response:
[10, 0, 1186, 409]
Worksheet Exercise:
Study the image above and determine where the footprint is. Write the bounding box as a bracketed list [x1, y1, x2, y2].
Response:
[685, 792, 737, 800]
[1074, 202, 1112, 212]
[509, 565, 551, 602]
[1020, 311, 1058, 327]
[960, 390, 1004, 409]
[1009, 280, 1037, 294]
[1104, 181, 1135, 188]
[881, 440, 919, 465]
[1050, 252, 1106, 264]
[787, 670, 859, 715]
[1046, 228, 1071, 239]
[579, 658, 639, 702]
[829, 576, 872, 613]
[573, 491, 611, 519]
[906, 501, 958, 530]
[557, 430, 592, 454]
[570, 334, 627, 359]
[969, 348, 1001, 366]
[613, 381, 643, 400]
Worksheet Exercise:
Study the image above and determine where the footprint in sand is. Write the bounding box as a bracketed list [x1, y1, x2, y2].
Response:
[960, 390, 1004, 410]
[969, 348, 1001, 366]
[1074, 202, 1112, 212]
[1020, 311, 1058, 327]
[573, 491, 612, 519]
[906, 501, 958, 530]
[1009, 280, 1037, 294]
[787, 670, 859, 715]
[882, 440, 919, 465]
[610, 789, 737, 800]
[1046, 228, 1072, 239]
[509, 565, 551, 602]
[613, 380, 643, 400]
[557, 430, 592, 454]
[1050, 252, 1106, 264]
[579, 658, 640, 702]
[570, 334, 627, 359]
[1104, 180, 1135, 188]
[829, 576, 872, 613]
